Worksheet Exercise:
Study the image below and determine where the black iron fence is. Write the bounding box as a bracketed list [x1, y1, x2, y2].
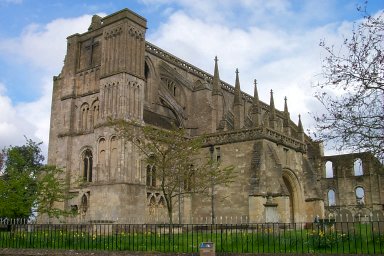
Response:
[0, 220, 383, 254]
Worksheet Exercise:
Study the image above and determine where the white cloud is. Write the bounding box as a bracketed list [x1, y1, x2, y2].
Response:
[0, 15, 98, 158]
[0, 83, 39, 148]
[1, 2, 372, 159]
[0, 15, 93, 73]
[148, 12, 325, 119]
[146, 5, 364, 154]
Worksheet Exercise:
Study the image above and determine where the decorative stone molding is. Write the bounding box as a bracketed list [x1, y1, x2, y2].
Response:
[128, 25, 145, 40]
[104, 26, 123, 39]
[203, 127, 307, 152]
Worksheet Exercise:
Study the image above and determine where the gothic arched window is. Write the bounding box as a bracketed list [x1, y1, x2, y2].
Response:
[353, 158, 363, 176]
[327, 189, 336, 206]
[82, 149, 93, 182]
[325, 161, 334, 178]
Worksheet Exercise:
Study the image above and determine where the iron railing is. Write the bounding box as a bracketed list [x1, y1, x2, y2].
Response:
[0, 220, 383, 254]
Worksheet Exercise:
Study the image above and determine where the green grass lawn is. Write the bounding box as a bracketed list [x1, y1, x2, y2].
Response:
[1, 223, 383, 254]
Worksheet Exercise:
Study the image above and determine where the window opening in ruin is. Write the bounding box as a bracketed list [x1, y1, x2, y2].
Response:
[325, 161, 334, 178]
[82, 149, 93, 182]
[353, 158, 363, 176]
[355, 186, 365, 205]
[327, 189, 336, 206]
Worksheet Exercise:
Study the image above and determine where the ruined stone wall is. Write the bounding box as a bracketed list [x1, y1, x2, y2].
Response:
[321, 153, 384, 221]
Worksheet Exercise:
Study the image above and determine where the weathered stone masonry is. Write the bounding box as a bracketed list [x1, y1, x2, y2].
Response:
[45, 8, 384, 224]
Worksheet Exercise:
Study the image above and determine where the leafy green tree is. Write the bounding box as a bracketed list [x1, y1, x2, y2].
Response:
[314, 5, 383, 160]
[0, 139, 43, 219]
[0, 138, 74, 221]
[35, 165, 74, 222]
[113, 120, 235, 224]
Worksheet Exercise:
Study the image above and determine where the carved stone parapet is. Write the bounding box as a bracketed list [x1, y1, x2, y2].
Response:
[203, 127, 307, 152]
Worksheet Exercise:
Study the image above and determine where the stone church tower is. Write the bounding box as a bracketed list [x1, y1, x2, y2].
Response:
[47, 8, 383, 224]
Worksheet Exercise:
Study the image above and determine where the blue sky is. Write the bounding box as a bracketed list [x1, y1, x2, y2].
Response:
[0, 0, 383, 158]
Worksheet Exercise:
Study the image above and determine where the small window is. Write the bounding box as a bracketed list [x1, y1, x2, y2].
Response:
[355, 187, 365, 205]
[353, 158, 363, 176]
[82, 149, 93, 182]
[325, 161, 333, 178]
[327, 189, 336, 206]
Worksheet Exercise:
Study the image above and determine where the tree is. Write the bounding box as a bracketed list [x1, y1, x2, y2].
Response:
[113, 120, 235, 224]
[314, 4, 383, 160]
[0, 138, 73, 221]
[0, 139, 43, 219]
[35, 165, 74, 222]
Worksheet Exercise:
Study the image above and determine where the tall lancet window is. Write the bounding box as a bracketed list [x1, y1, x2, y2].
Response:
[82, 149, 93, 182]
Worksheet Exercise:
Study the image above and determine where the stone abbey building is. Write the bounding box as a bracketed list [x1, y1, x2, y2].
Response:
[47, 8, 384, 224]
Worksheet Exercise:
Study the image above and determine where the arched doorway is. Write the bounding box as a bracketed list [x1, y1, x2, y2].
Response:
[282, 169, 305, 223]
[283, 176, 295, 223]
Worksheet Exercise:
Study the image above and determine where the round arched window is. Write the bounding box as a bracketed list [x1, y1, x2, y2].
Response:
[355, 187, 365, 205]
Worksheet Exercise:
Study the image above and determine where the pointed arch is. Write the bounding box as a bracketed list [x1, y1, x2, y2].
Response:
[282, 169, 305, 223]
